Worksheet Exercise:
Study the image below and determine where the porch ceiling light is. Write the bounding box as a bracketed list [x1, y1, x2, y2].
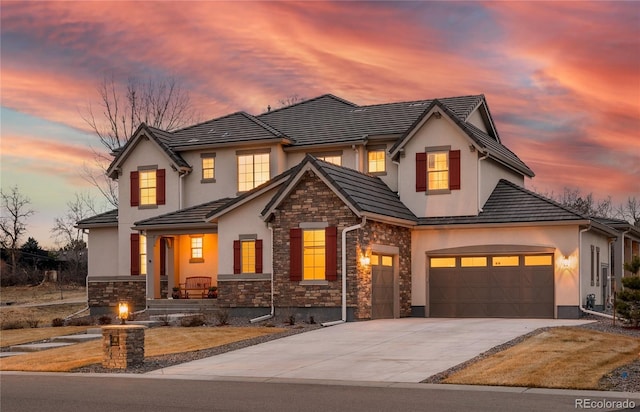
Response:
[118, 302, 129, 325]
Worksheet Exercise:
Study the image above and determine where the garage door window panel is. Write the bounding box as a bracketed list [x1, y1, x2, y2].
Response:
[430, 257, 456, 268]
[461, 257, 487, 267]
[492, 256, 520, 267]
[524, 255, 552, 266]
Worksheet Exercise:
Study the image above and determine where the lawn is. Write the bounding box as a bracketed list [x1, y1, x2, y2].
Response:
[444, 327, 640, 390]
[0, 326, 285, 372]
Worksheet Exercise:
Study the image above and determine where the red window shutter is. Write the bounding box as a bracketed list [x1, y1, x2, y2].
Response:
[290, 228, 302, 281]
[130, 171, 139, 207]
[449, 150, 461, 190]
[233, 240, 241, 274]
[415, 152, 427, 192]
[156, 169, 166, 205]
[325, 226, 338, 281]
[255, 239, 263, 273]
[130, 233, 140, 276]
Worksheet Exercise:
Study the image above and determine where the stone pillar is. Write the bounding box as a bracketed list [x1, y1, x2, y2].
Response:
[102, 325, 145, 369]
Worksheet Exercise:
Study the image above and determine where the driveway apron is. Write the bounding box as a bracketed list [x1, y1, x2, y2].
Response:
[148, 318, 591, 383]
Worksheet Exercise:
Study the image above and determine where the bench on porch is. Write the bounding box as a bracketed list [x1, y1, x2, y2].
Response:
[180, 276, 212, 299]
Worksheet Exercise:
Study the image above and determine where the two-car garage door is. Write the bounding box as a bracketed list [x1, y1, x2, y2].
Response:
[429, 254, 554, 318]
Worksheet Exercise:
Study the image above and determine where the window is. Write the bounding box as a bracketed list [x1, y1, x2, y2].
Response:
[368, 149, 386, 173]
[130, 168, 165, 207]
[427, 152, 449, 190]
[140, 234, 147, 276]
[461, 257, 487, 267]
[201, 154, 215, 182]
[190, 236, 203, 263]
[317, 155, 342, 166]
[241, 240, 256, 273]
[524, 255, 553, 266]
[416, 149, 460, 192]
[289, 227, 337, 281]
[233, 238, 263, 274]
[590, 245, 595, 286]
[303, 229, 325, 280]
[492, 256, 520, 267]
[430, 257, 456, 268]
[238, 153, 269, 192]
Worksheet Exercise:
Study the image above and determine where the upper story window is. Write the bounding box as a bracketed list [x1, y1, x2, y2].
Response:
[415, 148, 460, 193]
[237, 151, 270, 192]
[130, 167, 165, 207]
[427, 151, 449, 191]
[316, 154, 342, 166]
[201, 153, 215, 183]
[139, 170, 157, 205]
[367, 148, 386, 174]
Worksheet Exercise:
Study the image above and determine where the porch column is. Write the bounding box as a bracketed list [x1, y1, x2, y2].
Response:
[145, 234, 157, 299]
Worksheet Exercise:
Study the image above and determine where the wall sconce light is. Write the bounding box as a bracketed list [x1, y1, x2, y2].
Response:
[360, 255, 371, 266]
[118, 302, 129, 325]
[561, 256, 570, 269]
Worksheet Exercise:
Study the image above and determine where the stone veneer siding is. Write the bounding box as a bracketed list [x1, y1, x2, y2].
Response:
[256, 170, 412, 320]
[88, 276, 146, 315]
[217, 279, 271, 308]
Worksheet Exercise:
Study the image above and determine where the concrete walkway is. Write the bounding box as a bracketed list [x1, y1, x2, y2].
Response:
[148, 318, 592, 383]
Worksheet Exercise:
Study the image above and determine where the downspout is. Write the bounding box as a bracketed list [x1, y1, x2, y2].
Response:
[251, 224, 275, 323]
[578, 224, 616, 320]
[477, 152, 489, 212]
[178, 170, 191, 210]
[322, 216, 367, 327]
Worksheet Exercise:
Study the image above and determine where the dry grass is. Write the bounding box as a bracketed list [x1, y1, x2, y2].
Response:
[0, 326, 285, 372]
[1, 326, 92, 347]
[0, 303, 88, 328]
[444, 327, 640, 390]
[0, 284, 86, 305]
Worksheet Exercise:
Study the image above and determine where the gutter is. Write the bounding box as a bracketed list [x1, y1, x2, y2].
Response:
[250, 224, 275, 323]
[322, 217, 367, 327]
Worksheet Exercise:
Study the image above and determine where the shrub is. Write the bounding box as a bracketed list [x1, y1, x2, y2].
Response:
[616, 275, 640, 327]
[98, 315, 112, 325]
[180, 315, 206, 327]
[1, 320, 26, 330]
[25, 316, 40, 328]
[214, 309, 229, 326]
[51, 318, 65, 327]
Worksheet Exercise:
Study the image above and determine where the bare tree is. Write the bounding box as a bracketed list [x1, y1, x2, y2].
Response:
[81, 74, 200, 206]
[51, 193, 97, 282]
[0, 186, 35, 276]
[616, 196, 640, 227]
[278, 94, 305, 108]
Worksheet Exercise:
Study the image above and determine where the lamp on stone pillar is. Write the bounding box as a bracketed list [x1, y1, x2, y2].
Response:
[118, 302, 129, 325]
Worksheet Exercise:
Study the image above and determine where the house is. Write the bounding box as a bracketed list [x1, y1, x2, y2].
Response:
[77, 94, 638, 321]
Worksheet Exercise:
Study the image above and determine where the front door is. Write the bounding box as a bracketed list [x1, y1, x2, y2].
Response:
[371, 254, 394, 319]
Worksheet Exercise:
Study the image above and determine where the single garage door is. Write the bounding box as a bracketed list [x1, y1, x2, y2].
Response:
[429, 254, 554, 318]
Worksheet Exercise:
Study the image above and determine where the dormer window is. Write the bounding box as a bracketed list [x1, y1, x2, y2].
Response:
[427, 152, 449, 190]
[416, 147, 460, 193]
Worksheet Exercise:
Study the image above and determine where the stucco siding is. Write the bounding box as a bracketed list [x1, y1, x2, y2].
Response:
[86, 227, 118, 277]
[398, 116, 479, 217]
[479, 158, 524, 208]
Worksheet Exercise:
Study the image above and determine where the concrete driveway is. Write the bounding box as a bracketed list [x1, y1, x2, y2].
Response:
[148, 318, 591, 383]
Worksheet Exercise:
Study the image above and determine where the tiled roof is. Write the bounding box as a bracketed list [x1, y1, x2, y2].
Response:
[133, 198, 233, 229]
[262, 155, 416, 224]
[418, 180, 586, 226]
[146, 126, 190, 168]
[168, 112, 287, 148]
[76, 209, 118, 228]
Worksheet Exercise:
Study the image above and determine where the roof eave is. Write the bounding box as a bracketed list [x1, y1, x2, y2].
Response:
[172, 137, 292, 152]
[416, 219, 591, 230]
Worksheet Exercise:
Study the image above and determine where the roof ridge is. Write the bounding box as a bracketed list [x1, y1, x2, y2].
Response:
[496, 179, 587, 219]
[257, 94, 358, 117]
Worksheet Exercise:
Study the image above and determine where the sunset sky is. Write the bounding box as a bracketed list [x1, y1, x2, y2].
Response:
[1, 1, 639, 248]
